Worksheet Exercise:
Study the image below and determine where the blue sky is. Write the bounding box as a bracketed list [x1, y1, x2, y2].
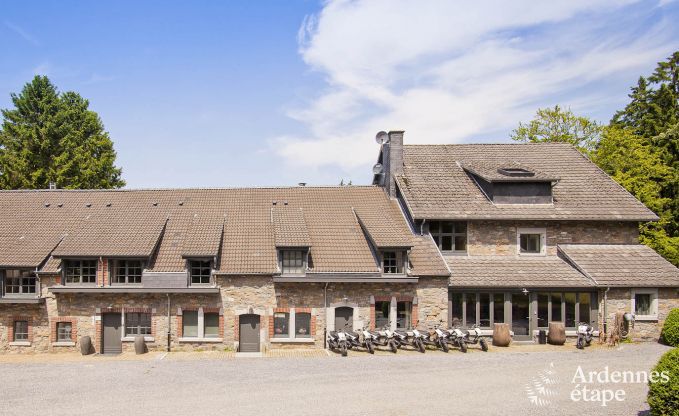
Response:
[1, 0, 678, 188]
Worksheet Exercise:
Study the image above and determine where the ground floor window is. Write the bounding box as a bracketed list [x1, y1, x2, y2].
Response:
[273, 312, 289, 338]
[272, 308, 313, 339]
[536, 292, 595, 328]
[180, 307, 223, 339]
[125, 313, 151, 336]
[295, 313, 311, 338]
[632, 289, 658, 320]
[57, 322, 73, 342]
[13, 320, 28, 341]
[396, 301, 412, 329]
[374, 301, 390, 329]
[182, 310, 199, 338]
[451, 292, 505, 328]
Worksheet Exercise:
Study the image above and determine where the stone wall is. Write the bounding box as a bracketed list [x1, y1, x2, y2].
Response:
[599, 287, 679, 341]
[467, 220, 639, 256]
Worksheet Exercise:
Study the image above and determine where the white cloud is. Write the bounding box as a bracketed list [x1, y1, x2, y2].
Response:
[272, 0, 679, 175]
[4, 21, 40, 46]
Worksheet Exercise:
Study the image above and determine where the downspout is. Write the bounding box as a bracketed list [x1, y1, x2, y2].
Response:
[167, 293, 171, 352]
[419, 219, 426, 236]
[323, 282, 329, 349]
[603, 287, 610, 340]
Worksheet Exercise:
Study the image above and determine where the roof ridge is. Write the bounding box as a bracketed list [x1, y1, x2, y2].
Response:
[0, 185, 379, 193]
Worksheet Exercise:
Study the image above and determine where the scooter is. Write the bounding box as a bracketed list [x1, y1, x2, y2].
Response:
[447, 327, 468, 353]
[371, 322, 399, 353]
[327, 326, 350, 357]
[353, 322, 377, 354]
[396, 321, 426, 353]
[576, 322, 593, 349]
[421, 320, 449, 352]
[461, 324, 489, 352]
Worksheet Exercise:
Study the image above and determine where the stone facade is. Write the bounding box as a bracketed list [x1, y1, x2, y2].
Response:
[0, 272, 448, 353]
[466, 220, 639, 256]
[599, 287, 679, 341]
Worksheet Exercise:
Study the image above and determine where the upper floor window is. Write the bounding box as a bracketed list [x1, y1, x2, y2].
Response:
[280, 250, 306, 275]
[112, 260, 143, 284]
[429, 221, 467, 252]
[64, 260, 97, 284]
[517, 228, 546, 255]
[3, 269, 36, 295]
[189, 260, 211, 285]
[382, 251, 405, 274]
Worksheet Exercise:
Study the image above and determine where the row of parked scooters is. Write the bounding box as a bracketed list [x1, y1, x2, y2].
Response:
[327, 320, 489, 356]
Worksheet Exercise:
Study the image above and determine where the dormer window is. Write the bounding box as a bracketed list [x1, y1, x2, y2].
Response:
[189, 260, 212, 285]
[280, 250, 306, 275]
[517, 228, 546, 255]
[111, 260, 143, 284]
[64, 260, 97, 284]
[429, 221, 467, 253]
[2, 270, 37, 296]
[382, 251, 406, 274]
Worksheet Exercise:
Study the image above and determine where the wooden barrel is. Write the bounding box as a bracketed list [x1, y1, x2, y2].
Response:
[548, 322, 566, 345]
[80, 335, 92, 355]
[134, 335, 146, 354]
[492, 323, 511, 347]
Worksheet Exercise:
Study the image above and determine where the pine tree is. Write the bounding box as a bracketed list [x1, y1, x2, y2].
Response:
[0, 76, 125, 189]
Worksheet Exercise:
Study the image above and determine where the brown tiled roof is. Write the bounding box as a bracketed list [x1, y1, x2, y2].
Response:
[397, 144, 658, 221]
[354, 206, 413, 248]
[271, 207, 311, 248]
[445, 255, 594, 288]
[558, 244, 679, 287]
[181, 215, 225, 258]
[0, 187, 449, 277]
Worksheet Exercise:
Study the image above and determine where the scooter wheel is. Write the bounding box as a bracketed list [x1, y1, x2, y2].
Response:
[417, 339, 425, 353]
[480, 338, 488, 352]
[341, 343, 348, 357]
[441, 340, 449, 353]
[367, 342, 374, 354]
[459, 341, 468, 353]
[576, 338, 584, 350]
[389, 340, 397, 353]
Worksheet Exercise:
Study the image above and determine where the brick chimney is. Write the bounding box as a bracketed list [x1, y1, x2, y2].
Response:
[383, 130, 404, 198]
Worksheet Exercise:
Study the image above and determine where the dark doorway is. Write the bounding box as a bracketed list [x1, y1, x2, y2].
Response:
[511, 293, 531, 341]
[239, 314, 260, 352]
[335, 307, 353, 332]
[102, 313, 122, 354]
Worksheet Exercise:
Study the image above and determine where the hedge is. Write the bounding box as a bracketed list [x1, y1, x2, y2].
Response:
[647, 347, 679, 416]
[661, 308, 679, 347]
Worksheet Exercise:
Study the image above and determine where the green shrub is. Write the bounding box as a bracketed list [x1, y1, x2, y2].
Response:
[648, 347, 679, 415]
[661, 309, 679, 347]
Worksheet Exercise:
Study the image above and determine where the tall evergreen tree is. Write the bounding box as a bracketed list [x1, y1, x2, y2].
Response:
[0, 76, 125, 189]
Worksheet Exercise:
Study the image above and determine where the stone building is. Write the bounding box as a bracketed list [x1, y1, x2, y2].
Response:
[0, 130, 677, 354]
[0, 187, 448, 353]
[373, 131, 679, 342]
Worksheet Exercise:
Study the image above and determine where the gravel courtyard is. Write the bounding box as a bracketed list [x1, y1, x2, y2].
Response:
[0, 343, 671, 416]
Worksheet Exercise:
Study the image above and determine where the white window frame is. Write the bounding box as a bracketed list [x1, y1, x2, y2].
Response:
[178, 307, 223, 342]
[516, 227, 546, 256]
[631, 289, 658, 321]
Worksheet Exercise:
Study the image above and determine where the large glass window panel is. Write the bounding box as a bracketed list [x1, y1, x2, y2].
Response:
[396, 301, 412, 329]
[374, 301, 390, 329]
[493, 293, 504, 323]
[635, 294, 651, 316]
[295, 313, 311, 338]
[204, 313, 219, 338]
[479, 293, 490, 327]
[57, 322, 72, 342]
[537, 293, 549, 327]
[451, 293, 463, 327]
[579, 293, 591, 324]
[273, 312, 289, 338]
[182, 311, 198, 338]
[551, 293, 562, 322]
[465, 293, 477, 327]
[564, 293, 576, 327]
[520, 234, 541, 253]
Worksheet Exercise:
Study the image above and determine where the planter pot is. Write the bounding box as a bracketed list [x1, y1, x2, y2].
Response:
[134, 335, 146, 355]
[492, 323, 511, 347]
[548, 322, 566, 345]
[80, 336, 92, 355]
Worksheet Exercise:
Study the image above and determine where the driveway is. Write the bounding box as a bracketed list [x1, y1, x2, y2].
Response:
[0, 343, 670, 416]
